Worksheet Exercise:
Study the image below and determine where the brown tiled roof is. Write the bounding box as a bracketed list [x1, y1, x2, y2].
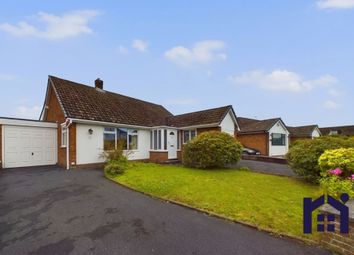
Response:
[49, 76, 173, 127]
[287, 125, 319, 138]
[237, 117, 282, 133]
[320, 125, 354, 136]
[166, 105, 234, 127]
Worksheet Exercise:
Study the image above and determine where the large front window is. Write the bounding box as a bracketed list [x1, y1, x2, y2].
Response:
[271, 133, 286, 146]
[103, 127, 138, 151]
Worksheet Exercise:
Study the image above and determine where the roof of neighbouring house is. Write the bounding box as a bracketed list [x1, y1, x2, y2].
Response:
[47, 76, 236, 128]
[166, 105, 235, 128]
[287, 125, 320, 138]
[237, 117, 284, 134]
[48, 75, 173, 127]
[319, 125, 354, 136]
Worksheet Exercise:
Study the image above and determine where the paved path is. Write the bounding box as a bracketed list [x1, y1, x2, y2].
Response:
[0, 166, 329, 255]
[234, 159, 295, 177]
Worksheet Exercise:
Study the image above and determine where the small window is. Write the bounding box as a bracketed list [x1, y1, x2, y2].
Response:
[183, 130, 190, 144]
[183, 130, 196, 144]
[153, 130, 158, 150]
[128, 130, 138, 150]
[117, 128, 128, 150]
[104, 127, 116, 151]
[271, 133, 286, 146]
[164, 129, 167, 150]
[158, 130, 162, 150]
[329, 130, 338, 135]
[61, 126, 67, 147]
[191, 130, 196, 139]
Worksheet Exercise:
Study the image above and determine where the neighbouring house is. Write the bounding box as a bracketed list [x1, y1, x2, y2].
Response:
[236, 117, 290, 157]
[287, 125, 321, 144]
[320, 125, 354, 136]
[31, 76, 239, 169]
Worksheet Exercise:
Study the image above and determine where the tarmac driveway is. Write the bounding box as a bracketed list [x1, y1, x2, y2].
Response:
[0, 166, 330, 255]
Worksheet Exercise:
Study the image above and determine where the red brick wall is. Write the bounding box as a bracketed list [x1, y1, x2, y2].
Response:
[43, 85, 67, 167]
[320, 214, 354, 255]
[69, 123, 77, 167]
[0, 125, 2, 169]
[236, 133, 269, 156]
[149, 151, 169, 163]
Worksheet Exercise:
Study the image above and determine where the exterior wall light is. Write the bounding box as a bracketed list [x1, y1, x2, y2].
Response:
[88, 128, 93, 135]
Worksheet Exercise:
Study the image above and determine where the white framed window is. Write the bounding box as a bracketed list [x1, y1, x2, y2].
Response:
[103, 127, 116, 151]
[183, 130, 197, 144]
[128, 129, 138, 150]
[61, 126, 67, 148]
[104, 127, 138, 151]
[151, 129, 162, 150]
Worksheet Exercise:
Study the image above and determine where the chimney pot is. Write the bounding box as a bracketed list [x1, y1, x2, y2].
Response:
[95, 78, 103, 90]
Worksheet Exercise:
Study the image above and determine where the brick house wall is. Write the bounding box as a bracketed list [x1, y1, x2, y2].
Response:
[236, 132, 269, 156]
[149, 151, 169, 163]
[43, 85, 77, 168]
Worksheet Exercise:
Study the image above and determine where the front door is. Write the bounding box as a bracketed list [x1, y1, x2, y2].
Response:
[167, 130, 177, 159]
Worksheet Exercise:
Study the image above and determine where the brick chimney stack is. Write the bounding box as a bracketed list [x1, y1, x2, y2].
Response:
[95, 78, 103, 90]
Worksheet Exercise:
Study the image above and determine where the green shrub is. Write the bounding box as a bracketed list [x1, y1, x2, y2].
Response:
[102, 141, 130, 176]
[318, 148, 354, 177]
[319, 175, 354, 199]
[183, 131, 242, 169]
[104, 157, 129, 176]
[286, 136, 354, 182]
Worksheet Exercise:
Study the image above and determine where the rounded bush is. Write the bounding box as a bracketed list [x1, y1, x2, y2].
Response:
[104, 157, 129, 176]
[319, 175, 354, 199]
[318, 148, 354, 177]
[182, 131, 242, 169]
[286, 136, 354, 182]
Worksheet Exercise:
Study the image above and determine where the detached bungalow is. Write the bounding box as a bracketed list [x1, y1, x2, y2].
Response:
[287, 125, 321, 143]
[38, 76, 239, 169]
[236, 117, 290, 157]
[320, 125, 354, 136]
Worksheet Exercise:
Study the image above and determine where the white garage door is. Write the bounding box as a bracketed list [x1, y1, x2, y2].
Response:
[3, 125, 57, 168]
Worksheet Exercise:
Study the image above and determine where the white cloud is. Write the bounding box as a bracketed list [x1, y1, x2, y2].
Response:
[164, 40, 226, 66]
[116, 45, 129, 55]
[229, 69, 337, 92]
[323, 100, 339, 109]
[328, 88, 341, 96]
[15, 106, 42, 119]
[317, 0, 354, 9]
[166, 98, 198, 106]
[132, 39, 148, 52]
[0, 10, 100, 40]
[0, 73, 16, 80]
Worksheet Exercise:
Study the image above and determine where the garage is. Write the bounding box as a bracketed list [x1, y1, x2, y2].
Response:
[0, 118, 57, 169]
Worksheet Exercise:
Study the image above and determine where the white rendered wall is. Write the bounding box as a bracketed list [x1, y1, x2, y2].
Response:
[220, 111, 235, 136]
[268, 121, 289, 156]
[312, 128, 321, 138]
[76, 124, 150, 165]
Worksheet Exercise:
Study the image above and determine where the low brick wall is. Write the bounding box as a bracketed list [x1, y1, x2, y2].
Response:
[320, 200, 354, 255]
[241, 155, 287, 165]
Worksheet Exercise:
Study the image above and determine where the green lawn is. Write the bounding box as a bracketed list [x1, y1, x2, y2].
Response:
[108, 163, 321, 240]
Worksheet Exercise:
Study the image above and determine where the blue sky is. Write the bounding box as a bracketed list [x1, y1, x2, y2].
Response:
[0, 0, 353, 127]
